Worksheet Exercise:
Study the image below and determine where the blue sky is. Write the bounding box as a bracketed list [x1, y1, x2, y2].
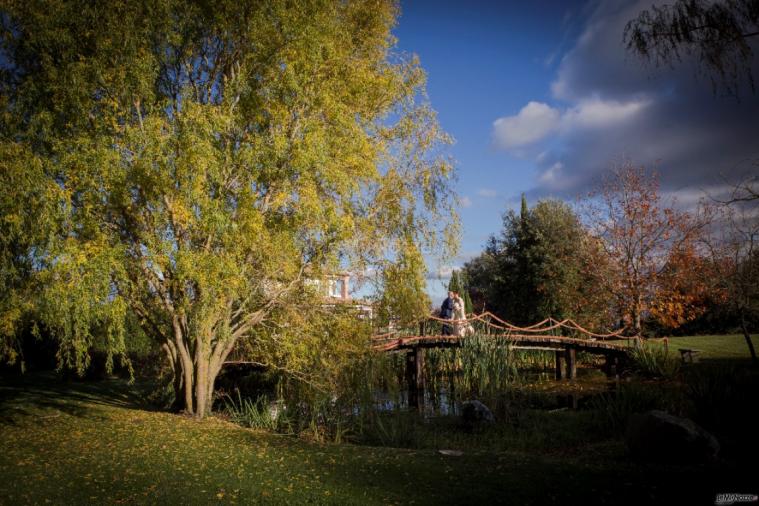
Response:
[389, 0, 759, 302]
[393, 1, 585, 270]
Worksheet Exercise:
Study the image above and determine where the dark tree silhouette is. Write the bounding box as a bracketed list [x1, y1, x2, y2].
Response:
[624, 0, 759, 96]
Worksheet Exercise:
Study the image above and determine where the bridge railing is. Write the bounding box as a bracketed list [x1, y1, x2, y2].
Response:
[372, 311, 630, 346]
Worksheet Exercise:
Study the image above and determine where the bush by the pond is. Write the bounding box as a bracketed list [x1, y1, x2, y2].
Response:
[588, 382, 680, 436]
[217, 333, 526, 444]
[629, 340, 681, 379]
[360, 411, 422, 448]
[222, 391, 286, 432]
[213, 331, 752, 453]
[682, 362, 759, 436]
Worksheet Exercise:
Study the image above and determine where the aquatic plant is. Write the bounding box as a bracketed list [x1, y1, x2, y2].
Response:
[629, 340, 681, 378]
[588, 382, 677, 435]
[222, 391, 283, 432]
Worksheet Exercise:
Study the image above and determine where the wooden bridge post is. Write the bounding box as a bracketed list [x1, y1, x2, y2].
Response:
[554, 350, 565, 380]
[603, 353, 620, 379]
[564, 345, 576, 380]
[405, 350, 416, 408]
[406, 346, 425, 411]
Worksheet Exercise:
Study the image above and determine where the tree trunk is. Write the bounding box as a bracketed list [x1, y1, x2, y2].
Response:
[632, 294, 642, 335]
[195, 338, 209, 419]
[171, 361, 184, 412]
[166, 350, 217, 419]
[740, 312, 758, 367]
[162, 342, 184, 412]
[189, 349, 226, 419]
[166, 321, 240, 418]
[171, 317, 195, 415]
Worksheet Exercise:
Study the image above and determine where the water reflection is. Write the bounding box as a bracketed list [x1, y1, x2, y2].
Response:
[374, 367, 618, 418]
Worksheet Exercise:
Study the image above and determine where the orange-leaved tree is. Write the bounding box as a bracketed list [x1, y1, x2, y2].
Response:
[584, 163, 713, 335]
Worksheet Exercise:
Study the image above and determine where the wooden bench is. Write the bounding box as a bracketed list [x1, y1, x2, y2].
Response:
[678, 348, 702, 363]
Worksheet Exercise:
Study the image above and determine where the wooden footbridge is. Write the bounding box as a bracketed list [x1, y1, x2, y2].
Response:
[372, 313, 635, 408]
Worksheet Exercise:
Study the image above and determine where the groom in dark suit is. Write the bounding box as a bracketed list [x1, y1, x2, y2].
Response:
[440, 291, 455, 336]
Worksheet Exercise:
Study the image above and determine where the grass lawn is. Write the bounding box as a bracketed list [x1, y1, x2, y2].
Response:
[658, 334, 758, 359]
[1, 373, 756, 505]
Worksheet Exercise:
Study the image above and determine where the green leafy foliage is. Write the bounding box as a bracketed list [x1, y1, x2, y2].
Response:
[465, 198, 608, 327]
[0, 0, 457, 416]
[377, 240, 431, 326]
[0, 143, 64, 369]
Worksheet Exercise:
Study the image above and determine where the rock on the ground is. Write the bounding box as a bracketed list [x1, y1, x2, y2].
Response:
[460, 400, 495, 425]
[625, 410, 720, 463]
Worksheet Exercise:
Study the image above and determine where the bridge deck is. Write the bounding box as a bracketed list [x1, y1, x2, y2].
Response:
[374, 334, 631, 355]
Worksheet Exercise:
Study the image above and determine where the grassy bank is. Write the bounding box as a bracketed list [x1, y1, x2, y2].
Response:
[1, 373, 756, 505]
[660, 334, 758, 359]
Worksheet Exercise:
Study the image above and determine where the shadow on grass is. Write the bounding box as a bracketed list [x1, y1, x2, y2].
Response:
[1, 367, 757, 505]
[224, 424, 756, 506]
[0, 371, 163, 426]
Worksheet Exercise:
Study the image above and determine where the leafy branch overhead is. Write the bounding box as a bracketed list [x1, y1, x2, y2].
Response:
[624, 0, 759, 96]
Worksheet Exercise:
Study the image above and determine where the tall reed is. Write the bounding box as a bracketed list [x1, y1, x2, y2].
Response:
[421, 333, 520, 408]
[222, 390, 284, 432]
[629, 340, 681, 379]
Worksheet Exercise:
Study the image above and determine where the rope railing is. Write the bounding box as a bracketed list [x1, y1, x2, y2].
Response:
[372, 311, 627, 343]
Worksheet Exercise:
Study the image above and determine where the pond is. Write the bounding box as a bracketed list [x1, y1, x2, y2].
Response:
[372, 366, 618, 418]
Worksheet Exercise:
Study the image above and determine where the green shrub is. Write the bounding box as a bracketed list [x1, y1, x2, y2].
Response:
[143, 378, 176, 409]
[458, 334, 519, 397]
[222, 390, 285, 432]
[682, 363, 757, 433]
[588, 383, 676, 435]
[629, 340, 681, 379]
[360, 411, 421, 448]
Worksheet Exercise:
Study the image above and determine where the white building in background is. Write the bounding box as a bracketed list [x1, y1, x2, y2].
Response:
[315, 272, 374, 319]
[326, 273, 351, 300]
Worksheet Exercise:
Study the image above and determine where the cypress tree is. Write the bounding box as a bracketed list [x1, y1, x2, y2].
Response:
[447, 270, 461, 294]
[460, 271, 473, 314]
[448, 270, 473, 315]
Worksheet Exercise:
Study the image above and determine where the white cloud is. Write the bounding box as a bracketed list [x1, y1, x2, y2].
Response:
[490, 0, 757, 201]
[477, 188, 498, 198]
[460, 196, 472, 208]
[492, 97, 648, 156]
[550, 77, 569, 102]
[563, 97, 650, 129]
[538, 162, 564, 185]
[660, 184, 735, 210]
[492, 101, 560, 149]
[427, 265, 455, 280]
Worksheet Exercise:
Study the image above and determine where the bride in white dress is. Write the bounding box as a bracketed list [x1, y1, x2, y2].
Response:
[452, 292, 473, 336]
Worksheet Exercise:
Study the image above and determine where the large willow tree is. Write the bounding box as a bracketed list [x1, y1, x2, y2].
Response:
[0, 0, 457, 417]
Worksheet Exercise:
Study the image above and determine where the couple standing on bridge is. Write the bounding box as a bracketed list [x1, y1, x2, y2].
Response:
[440, 290, 474, 337]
